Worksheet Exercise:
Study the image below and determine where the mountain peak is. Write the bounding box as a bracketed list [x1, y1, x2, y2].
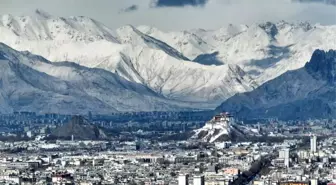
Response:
[259, 22, 278, 39]
[34, 9, 52, 19]
[0, 43, 15, 61]
[117, 24, 190, 61]
[0, 12, 120, 43]
[305, 49, 336, 83]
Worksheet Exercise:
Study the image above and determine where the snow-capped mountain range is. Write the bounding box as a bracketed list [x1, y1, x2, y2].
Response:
[0, 10, 335, 115]
[0, 10, 258, 105]
[0, 43, 201, 114]
[140, 21, 336, 84]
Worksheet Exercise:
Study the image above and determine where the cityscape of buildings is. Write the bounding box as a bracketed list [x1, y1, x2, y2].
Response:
[0, 133, 336, 184]
[0, 112, 335, 184]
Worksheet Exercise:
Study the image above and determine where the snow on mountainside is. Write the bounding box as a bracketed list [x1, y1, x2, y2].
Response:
[216, 49, 336, 121]
[1, 11, 336, 112]
[0, 12, 258, 106]
[137, 25, 214, 60]
[139, 22, 336, 84]
[0, 43, 198, 114]
[0, 10, 119, 44]
[213, 21, 336, 83]
[116, 25, 190, 61]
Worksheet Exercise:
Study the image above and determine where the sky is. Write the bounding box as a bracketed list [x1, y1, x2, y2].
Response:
[0, 0, 335, 31]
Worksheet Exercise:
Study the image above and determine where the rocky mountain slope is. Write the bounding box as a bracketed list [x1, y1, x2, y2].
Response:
[140, 22, 336, 84]
[137, 25, 214, 60]
[1, 10, 336, 114]
[0, 11, 257, 105]
[216, 49, 336, 120]
[0, 43, 198, 114]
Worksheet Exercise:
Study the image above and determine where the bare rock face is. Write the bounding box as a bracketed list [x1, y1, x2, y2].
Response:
[305, 49, 336, 84]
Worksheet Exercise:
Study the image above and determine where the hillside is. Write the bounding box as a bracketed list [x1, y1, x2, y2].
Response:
[51, 116, 107, 140]
[0, 12, 270, 104]
[1, 11, 336, 113]
[216, 49, 336, 120]
[0, 43, 198, 114]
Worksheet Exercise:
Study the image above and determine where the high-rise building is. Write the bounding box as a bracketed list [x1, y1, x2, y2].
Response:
[279, 148, 290, 167]
[178, 174, 189, 185]
[283, 148, 290, 167]
[193, 175, 205, 185]
[279, 150, 285, 159]
[310, 135, 317, 153]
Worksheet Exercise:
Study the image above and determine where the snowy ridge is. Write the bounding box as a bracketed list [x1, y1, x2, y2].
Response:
[1, 11, 336, 112]
[0, 12, 119, 44]
[0, 43, 201, 114]
[0, 12, 258, 106]
[137, 25, 214, 60]
[117, 25, 190, 61]
[139, 21, 336, 84]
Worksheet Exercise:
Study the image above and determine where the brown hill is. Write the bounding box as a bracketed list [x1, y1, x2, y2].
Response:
[51, 116, 107, 140]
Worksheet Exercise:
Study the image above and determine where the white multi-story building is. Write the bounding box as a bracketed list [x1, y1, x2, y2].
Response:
[310, 135, 317, 153]
[193, 175, 205, 185]
[284, 148, 290, 168]
[178, 174, 189, 185]
[278, 148, 290, 167]
[279, 150, 286, 159]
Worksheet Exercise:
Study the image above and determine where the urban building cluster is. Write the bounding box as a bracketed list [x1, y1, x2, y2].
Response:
[252, 136, 336, 185]
[0, 138, 255, 184]
[0, 113, 336, 184]
[0, 135, 335, 185]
